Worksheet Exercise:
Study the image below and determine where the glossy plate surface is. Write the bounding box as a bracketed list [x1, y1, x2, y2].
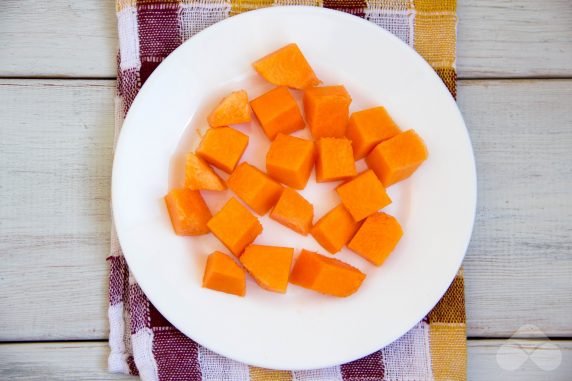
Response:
[112, 6, 476, 370]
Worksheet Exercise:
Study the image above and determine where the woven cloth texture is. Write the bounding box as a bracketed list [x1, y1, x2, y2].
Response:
[109, 1, 464, 380]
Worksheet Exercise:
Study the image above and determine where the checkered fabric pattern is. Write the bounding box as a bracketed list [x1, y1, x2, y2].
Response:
[108, 1, 464, 380]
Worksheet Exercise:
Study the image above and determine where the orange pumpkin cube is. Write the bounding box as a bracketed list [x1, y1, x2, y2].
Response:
[303, 85, 352, 138]
[240, 245, 294, 293]
[290, 250, 366, 297]
[316, 137, 356, 182]
[348, 212, 403, 266]
[184, 153, 226, 191]
[202, 251, 246, 296]
[252, 43, 321, 90]
[207, 90, 251, 127]
[366, 129, 429, 187]
[311, 204, 360, 254]
[250, 86, 305, 140]
[164, 188, 212, 235]
[270, 188, 314, 235]
[227, 162, 283, 215]
[266, 133, 315, 189]
[207, 197, 263, 256]
[196, 127, 249, 173]
[336, 170, 391, 221]
[346, 106, 401, 159]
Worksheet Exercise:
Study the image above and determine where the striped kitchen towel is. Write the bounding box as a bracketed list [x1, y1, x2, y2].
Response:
[108, 1, 465, 380]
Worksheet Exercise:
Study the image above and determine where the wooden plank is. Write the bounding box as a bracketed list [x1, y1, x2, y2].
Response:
[0, 0, 571, 78]
[458, 79, 572, 337]
[468, 339, 572, 380]
[1, 340, 571, 380]
[457, 0, 572, 77]
[0, 80, 115, 340]
[0, 0, 117, 78]
[0, 79, 571, 341]
[0, 342, 133, 380]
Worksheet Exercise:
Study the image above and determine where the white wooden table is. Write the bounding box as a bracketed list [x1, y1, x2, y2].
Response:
[1, 0, 571, 379]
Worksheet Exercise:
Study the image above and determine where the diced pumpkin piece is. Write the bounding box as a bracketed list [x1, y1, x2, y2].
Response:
[202, 251, 246, 296]
[348, 212, 403, 266]
[196, 127, 249, 173]
[207, 90, 251, 127]
[311, 204, 360, 254]
[250, 87, 305, 140]
[184, 153, 226, 191]
[336, 170, 391, 221]
[252, 43, 321, 90]
[303, 85, 352, 138]
[270, 188, 314, 235]
[346, 106, 401, 159]
[164, 188, 212, 235]
[207, 198, 263, 256]
[290, 250, 366, 297]
[316, 137, 356, 182]
[240, 245, 294, 293]
[366, 129, 429, 187]
[266, 133, 315, 189]
[227, 162, 283, 215]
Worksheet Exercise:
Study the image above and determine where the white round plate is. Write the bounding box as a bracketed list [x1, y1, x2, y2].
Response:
[113, 6, 476, 371]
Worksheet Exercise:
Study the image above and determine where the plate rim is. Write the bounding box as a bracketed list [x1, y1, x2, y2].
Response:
[112, 5, 477, 370]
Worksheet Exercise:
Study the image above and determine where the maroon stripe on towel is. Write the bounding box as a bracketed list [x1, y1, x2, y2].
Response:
[324, 0, 367, 18]
[107, 255, 128, 306]
[341, 350, 385, 380]
[153, 328, 203, 381]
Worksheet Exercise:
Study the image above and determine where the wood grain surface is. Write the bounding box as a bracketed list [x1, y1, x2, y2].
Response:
[1, 0, 571, 378]
[0, 80, 114, 340]
[456, 0, 572, 77]
[1, 340, 570, 380]
[0, 0, 571, 78]
[1, 79, 570, 341]
[459, 79, 572, 337]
